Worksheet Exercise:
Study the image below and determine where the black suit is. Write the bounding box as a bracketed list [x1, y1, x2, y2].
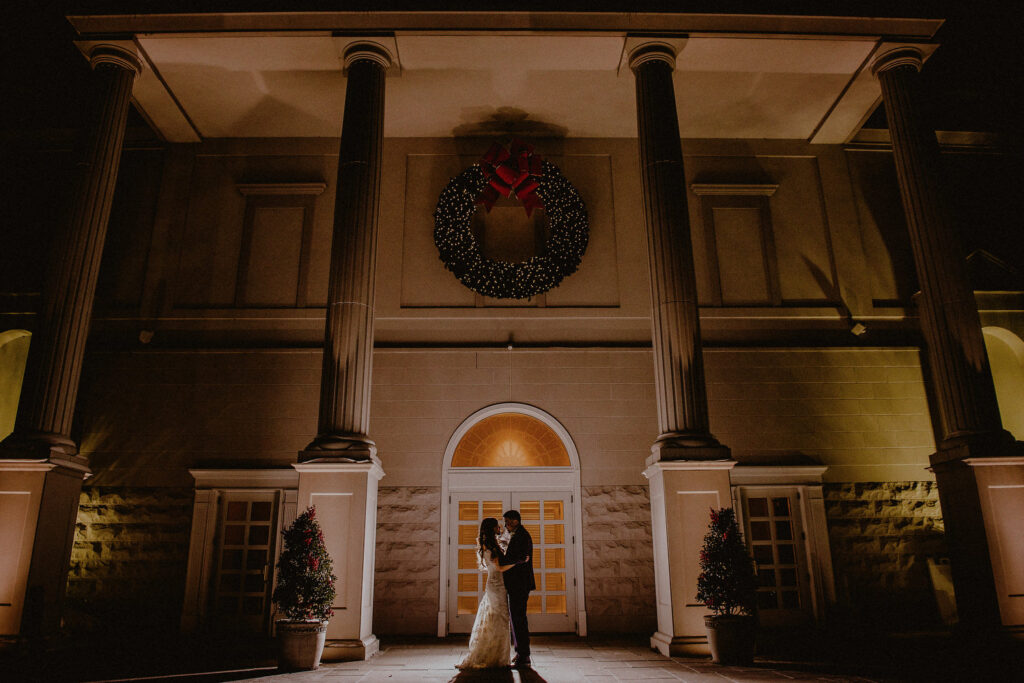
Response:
[501, 525, 534, 659]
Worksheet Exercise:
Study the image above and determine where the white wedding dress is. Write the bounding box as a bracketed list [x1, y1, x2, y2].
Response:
[456, 549, 512, 669]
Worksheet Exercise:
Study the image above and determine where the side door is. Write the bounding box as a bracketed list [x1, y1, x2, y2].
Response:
[210, 491, 278, 633]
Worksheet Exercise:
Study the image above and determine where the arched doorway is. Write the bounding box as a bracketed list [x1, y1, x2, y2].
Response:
[439, 403, 586, 636]
[0, 330, 31, 441]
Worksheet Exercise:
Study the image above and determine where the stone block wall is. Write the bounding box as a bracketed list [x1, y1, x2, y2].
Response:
[374, 486, 441, 634]
[582, 485, 656, 634]
[824, 481, 947, 629]
[65, 487, 193, 634]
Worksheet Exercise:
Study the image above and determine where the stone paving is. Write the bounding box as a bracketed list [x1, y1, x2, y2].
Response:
[80, 636, 886, 683]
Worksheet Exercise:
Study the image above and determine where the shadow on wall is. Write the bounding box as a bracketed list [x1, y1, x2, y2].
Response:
[824, 481, 950, 632]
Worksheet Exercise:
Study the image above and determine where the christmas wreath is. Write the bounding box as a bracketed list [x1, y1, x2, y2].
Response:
[433, 140, 589, 299]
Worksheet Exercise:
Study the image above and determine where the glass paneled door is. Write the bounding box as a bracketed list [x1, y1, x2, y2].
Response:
[211, 491, 278, 633]
[448, 491, 575, 634]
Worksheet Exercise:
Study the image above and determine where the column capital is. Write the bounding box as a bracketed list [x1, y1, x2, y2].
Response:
[629, 42, 678, 72]
[343, 42, 393, 73]
[88, 44, 142, 74]
[871, 46, 924, 76]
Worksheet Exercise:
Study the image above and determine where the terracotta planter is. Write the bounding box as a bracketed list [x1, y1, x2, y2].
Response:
[704, 615, 756, 666]
[276, 620, 328, 670]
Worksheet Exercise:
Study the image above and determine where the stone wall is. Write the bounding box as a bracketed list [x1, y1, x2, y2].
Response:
[824, 481, 947, 629]
[582, 485, 656, 634]
[374, 486, 441, 634]
[65, 487, 193, 634]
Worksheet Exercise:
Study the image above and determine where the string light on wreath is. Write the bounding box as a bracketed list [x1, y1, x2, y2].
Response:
[433, 140, 589, 299]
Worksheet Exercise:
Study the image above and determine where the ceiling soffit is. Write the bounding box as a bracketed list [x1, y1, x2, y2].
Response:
[71, 21, 941, 143]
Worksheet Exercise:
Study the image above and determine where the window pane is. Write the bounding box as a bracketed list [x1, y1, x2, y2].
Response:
[459, 524, 478, 545]
[757, 569, 776, 587]
[243, 596, 263, 615]
[251, 501, 272, 522]
[776, 544, 795, 565]
[545, 594, 566, 614]
[772, 497, 790, 517]
[750, 521, 771, 541]
[459, 549, 478, 570]
[546, 573, 565, 591]
[457, 596, 478, 615]
[544, 501, 564, 521]
[458, 574, 478, 592]
[222, 549, 243, 571]
[218, 596, 238, 614]
[526, 595, 542, 614]
[244, 573, 264, 593]
[246, 549, 267, 570]
[757, 591, 777, 610]
[459, 502, 478, 521]
[775, 521, 793, 541]
[753, 545, 773, 565]
[781, 590, 800, 609]
[545, 524, 564, 544]
[482, 501, 504, 519]
[520, 501, 541, 520]
[545, 548, 565, 570]
[779, 568, 798, 588]
[747, 497, 769, 517]
[248, 525, 270, 546]
[219, 573, 240, 592]
[226, 501, 247, 521]
[224, 525, 245, 545]
[524, 523, 540, 540]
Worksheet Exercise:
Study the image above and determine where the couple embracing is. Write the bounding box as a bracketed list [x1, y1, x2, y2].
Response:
[456, 509, 534, 670]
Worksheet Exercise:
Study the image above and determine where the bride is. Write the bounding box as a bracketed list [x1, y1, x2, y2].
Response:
[456, 517, 528, 670]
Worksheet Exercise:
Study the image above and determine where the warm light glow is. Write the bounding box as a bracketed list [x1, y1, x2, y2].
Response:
[452, 412, 570, 467]
[0, 330, 31, 441]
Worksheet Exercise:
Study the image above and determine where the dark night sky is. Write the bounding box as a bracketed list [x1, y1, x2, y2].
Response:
[2, 2, 1022, 137]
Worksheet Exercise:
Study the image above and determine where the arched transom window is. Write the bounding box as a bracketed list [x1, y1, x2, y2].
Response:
[451, 412, 570, 467]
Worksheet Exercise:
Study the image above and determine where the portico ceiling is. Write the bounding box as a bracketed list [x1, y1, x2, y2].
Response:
[69, 13, 942, 144]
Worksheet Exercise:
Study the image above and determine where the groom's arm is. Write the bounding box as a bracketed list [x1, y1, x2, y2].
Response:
[499, 533, 524, 566]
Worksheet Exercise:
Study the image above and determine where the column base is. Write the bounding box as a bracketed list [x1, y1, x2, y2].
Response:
[0, 430, 87, 470]
[299, 435, 377, 463]
[322, 634, 379, 661]
[648, 441, 731, 467]
[650, 631, 709, 657]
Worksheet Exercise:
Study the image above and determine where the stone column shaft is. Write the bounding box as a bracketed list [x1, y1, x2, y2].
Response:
[8, 46, 140, 459]
[306, 46, 390, 458]
[631, 45, 720, 453]
[875, 49, 1002, 443]
[873, 47, 1018, 634]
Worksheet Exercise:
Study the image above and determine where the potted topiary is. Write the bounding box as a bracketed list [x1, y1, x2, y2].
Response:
[272, 506, 336, 670]
[696, 507, 758, 665]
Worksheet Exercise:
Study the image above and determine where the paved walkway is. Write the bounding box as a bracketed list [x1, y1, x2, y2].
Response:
[80, 636, 885, 683]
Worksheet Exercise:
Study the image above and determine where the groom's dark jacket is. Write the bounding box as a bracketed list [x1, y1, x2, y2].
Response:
[501, 526, 535, 593]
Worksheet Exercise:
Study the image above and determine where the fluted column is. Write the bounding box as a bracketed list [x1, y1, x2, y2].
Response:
[630, 43, 724, 458]
[0, 44, 140, 638]
[874, 48, 1003, 445]
[631, 41, 735, 658]
[2, 45, 140, 463]
[302, 44, 391, 461]
[873, 47, 1021, 635]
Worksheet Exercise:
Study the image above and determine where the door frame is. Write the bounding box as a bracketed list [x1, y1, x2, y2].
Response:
[438, 402, 587, 636]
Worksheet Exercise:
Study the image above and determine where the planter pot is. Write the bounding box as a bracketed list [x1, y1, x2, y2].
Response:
[704, 615, 756, 666]
[276, 620, 328, 671]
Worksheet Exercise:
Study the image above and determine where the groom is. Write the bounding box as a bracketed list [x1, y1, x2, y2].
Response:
[501, 509, 534, 667]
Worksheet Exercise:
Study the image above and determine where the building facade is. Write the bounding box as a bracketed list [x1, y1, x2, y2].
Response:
[1, 9, 1022, 659]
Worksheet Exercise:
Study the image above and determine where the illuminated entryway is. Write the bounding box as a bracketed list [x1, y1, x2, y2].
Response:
[439, 403, 586, 636]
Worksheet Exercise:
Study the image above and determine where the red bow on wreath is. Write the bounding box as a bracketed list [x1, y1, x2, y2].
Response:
[477, 140, 544, 217]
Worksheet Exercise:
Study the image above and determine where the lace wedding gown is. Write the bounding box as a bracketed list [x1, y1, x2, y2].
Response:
[456, 549, 512, 669]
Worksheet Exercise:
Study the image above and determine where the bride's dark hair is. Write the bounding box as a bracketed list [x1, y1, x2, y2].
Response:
[477, 517, 502, 565]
